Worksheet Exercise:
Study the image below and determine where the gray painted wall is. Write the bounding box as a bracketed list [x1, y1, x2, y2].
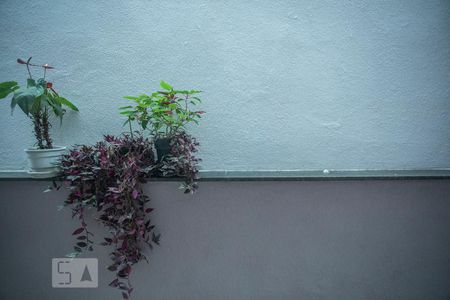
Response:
[1, 179, 449, 299]
[0, 0, 449, 171]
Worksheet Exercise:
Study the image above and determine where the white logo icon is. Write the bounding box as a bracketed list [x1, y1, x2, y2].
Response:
[52, 258, 98, 288]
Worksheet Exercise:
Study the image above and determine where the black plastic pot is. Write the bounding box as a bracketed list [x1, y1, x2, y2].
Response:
[155, 138, 171, 162]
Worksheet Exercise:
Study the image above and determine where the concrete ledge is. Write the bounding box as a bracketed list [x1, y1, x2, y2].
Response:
[1, 169, 450, 181]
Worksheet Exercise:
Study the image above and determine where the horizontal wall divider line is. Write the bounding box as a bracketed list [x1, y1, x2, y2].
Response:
[0, 169, 450, 181]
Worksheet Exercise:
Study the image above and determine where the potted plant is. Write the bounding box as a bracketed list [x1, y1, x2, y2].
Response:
[120, 80, 204, 162]
[119, 80, 204, 193]
[56, 81, 204, 298]
[59, 135, 160, 299]
[0, 57, 78, 178]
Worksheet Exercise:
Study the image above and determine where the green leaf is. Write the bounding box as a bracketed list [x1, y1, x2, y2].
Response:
[15, 96, 34, 115]
[120, 110, 134, 115]
[123, 96, 139, 100]
[37, 78, 47, 86]
[176, 90, 189, 94]
[0, 81, 18, 99]
[52, 102, 64, 123]
[160, 80, 173, 91]
[188, 90, 202, 95]
[26, 78, 36, 87]
[10, 85, 44, 115]
[141, 119, 148, 130]
[30, 96, 42, 114]
[45, 94, 64, 125]
[119, 105, 133, 109]
[57, 96, 79, 111]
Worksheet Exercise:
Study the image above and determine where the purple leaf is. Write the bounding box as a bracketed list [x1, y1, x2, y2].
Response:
[109, 278, 119, 287]
[107, 264, 117, 271]
[72, 227, 84, 235]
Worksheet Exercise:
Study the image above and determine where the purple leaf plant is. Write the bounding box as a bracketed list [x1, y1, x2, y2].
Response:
[158, 132, 201, 194]
[59, 132, 200, 299]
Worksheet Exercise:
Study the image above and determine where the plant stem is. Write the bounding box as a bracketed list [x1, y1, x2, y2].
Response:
[128, 117, 134, 139]
[25, 57, 33, 79]
[31, 113, 44, 149]
[26, 64, 33, 79]
[42, 108, 53, 148]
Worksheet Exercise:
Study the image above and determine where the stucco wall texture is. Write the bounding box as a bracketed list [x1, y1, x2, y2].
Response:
[0, 0, 449, 171]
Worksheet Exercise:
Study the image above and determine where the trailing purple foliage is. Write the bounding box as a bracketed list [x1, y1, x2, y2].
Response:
[60, 134, 159, 299]
[59, 132, 200, 299]
[158, 132, 201, 194]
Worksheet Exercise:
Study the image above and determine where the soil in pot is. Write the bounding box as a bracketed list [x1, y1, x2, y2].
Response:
[154, 138, 171, 162]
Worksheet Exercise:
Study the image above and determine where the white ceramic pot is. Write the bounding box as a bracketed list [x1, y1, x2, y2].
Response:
[25, 146, 67, 178]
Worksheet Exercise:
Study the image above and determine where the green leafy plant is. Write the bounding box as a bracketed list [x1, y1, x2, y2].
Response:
[118, 81, 204, 192]
[53, 81, 204, 300]
[119, 80, 204, 138]
[0, 57, 78, 149]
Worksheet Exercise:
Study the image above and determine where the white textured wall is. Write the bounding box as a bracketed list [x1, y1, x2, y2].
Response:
[0, 0, 449, 171]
